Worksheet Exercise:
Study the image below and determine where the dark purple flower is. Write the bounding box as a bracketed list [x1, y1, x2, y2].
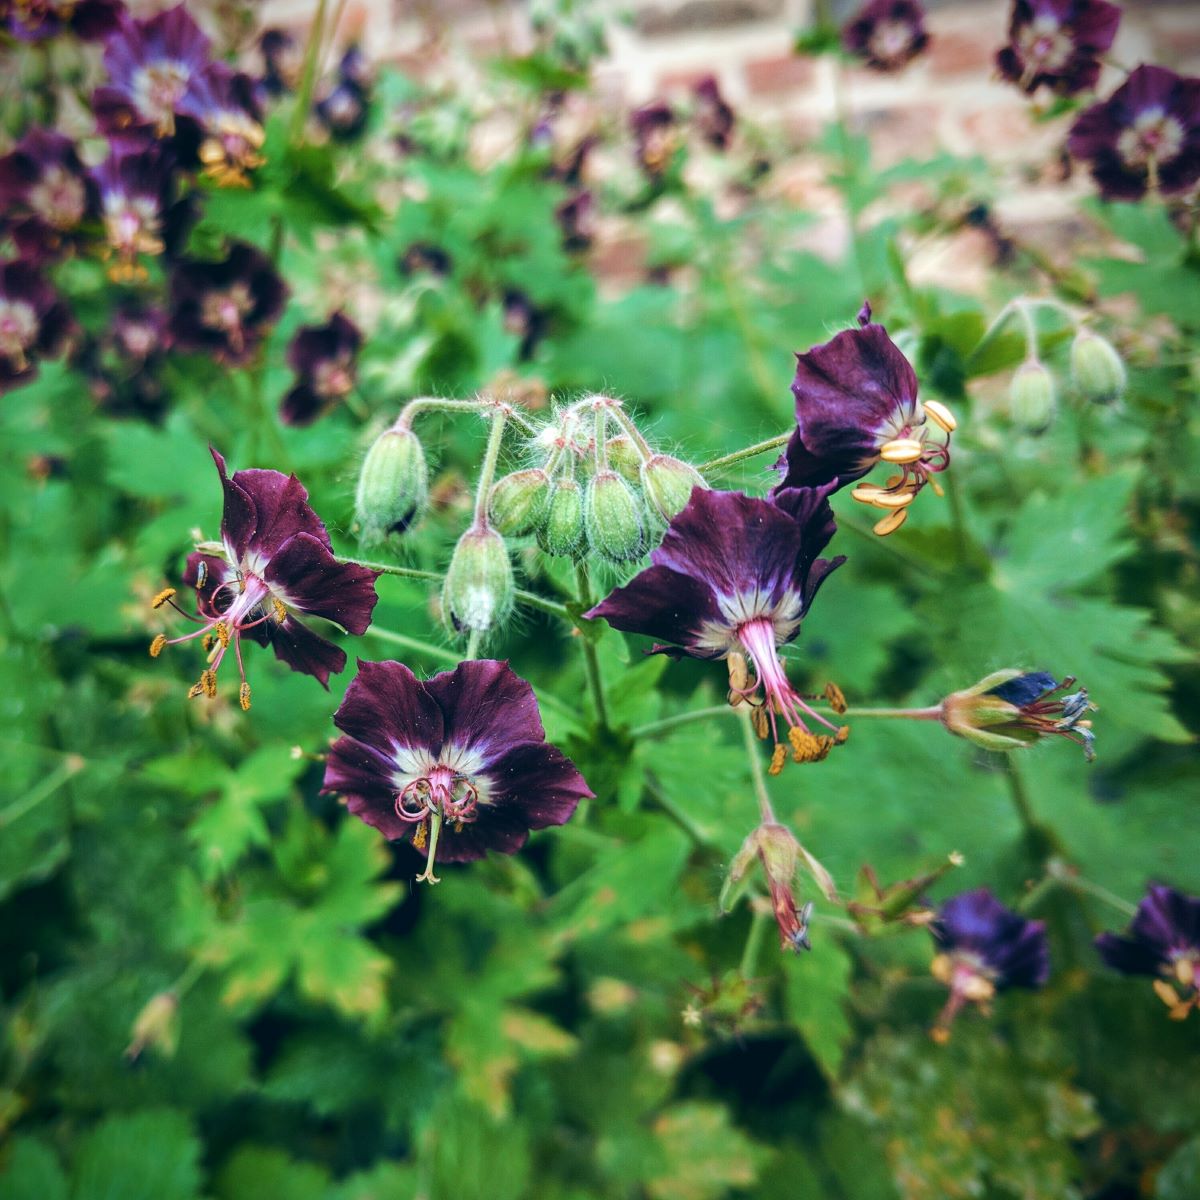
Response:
[6, 0, 122, 42]
[81, 301, 173, 420]
[693, 75, 735, 151]
[314, 79, 369, 142]
[337, 44, 374, 91]
[1068, 65, 1200, 201]
[0, 261, 72, 394]
[630, 100, 676, 178]
[169, 242, 288, 365]
[399, 243, 452, 277]
[1096, 885, 1200, 1019]
[0, 129, 97, 263]
[151, 448, 380, 702]
[259, 28, 302, 97]
[996, 0, 1120, 96]
[588, 486, 846, 771]
[930, 888, 1049, 1038]
[178, 64, 266, 187]
[323, 658, 591, 882]
[556, 188, 596, 253]
[549, 134, 598, 188]
[502, 289, 548, 361]
[94, 5, 212, 142]
[280, 311, 362, 427]
[92, 142, 191, 280]
[777, 305, 955, 535]
[842, 0, 929, 72]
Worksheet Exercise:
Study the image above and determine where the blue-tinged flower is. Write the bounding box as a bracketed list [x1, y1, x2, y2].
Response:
[0, 128, 97, 263]
[1096, 885, 1200, 1019]
[169, 241, 288, 365]
[630, 100, 676, 178]
[842, 0, 929, 72]
[314, 80, 369, 141]
[323, 659, 591, 883]
[1068, 65, 1200, 201]
[94, 5, 213, 143]
[6, 0, 122, 42]
[930, 888, 1049, 1039]
[280, 311, 362, 427]
[777, 304, 955, 535]
[0, 260, 72, 394]
[258, 28, 302, 98]
[79, 300, 173, 420]
[587, 486, 847, 771]
[941, 669, 1096, 760]
[178, 63, 266, 187]
[997, 0, 1120, 96]
[150, 448, 380, 704]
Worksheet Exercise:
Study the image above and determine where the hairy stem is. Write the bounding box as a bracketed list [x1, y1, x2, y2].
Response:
[699, 433, 791, 476]
[364, 626, 461, 667]
[574, 563, 611, 732]
[738, 705, 775, 825]
[473, 408, 508, 528]
[739, 908, 769, 978]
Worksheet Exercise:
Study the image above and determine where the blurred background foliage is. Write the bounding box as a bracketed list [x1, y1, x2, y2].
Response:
[1, 1, 1198, 1198]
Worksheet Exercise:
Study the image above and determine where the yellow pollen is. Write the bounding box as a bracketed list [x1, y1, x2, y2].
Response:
[788, 727, 834, 764]
[1175, 958, 1196, 988]
[186, 679, 205, 700]
[922, 399, 957, 432]
[201, 669, 217, 699]
[930, 1025, 952, 1045]
[272, 598, 288, 624]
[835, 725, 850, 744]
[768, 743, 787, 776]
[214, 621, 231, 648]
[751, 705, 770, 740]
[930, 952, 953, 984]
[879, 438, 924, 464]
[873, 508, 909, 537]
[202, 634, 216, 653]
[823, 681, 847, 714]
[149, 634, 167, 658]
[1152, 979, 1179, 1009]
[151, 587, 176, 609]
[929, 478, 945, 497]
[239, 682, 251, 711]
[454, 820, 464, 833]
[412, 819, 428, 852]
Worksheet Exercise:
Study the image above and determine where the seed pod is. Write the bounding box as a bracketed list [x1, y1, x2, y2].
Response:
[641, 453, 705, 523]
[442, 525, 514, 635]
[605, 435, 644, 482]
[1009, 362, 1056, 434]
[355, 425, 428, 545]
[586, 469, 645, 562]
[1070, 329, 1125, 404]
[537, 477, 585, 557]
[489, 468, 550, 536]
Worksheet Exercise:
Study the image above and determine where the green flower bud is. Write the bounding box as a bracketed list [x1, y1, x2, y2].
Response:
[585, 469, 645, 562]
[489, 468, 550, 536]
[605, 435, 644, 482]
[1070, 328, 1125, 404]
[442, 525, 514, 635]
[355, 426, 428, 546]
[537, 477, 585, 557]
[1009, 362, 1056, 433]
[125, 991, 180, 1062]
[640, 453, 705, 523]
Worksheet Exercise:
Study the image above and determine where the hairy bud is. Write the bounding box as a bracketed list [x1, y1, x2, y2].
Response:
[355, 425, 428, 545]
[641, 453, 705, 523]
[442, 525, 514, 634]
[586, 470, 645, 562]
[489, 468, 550, 536]
[605, 435, 644, 482]
[125, 991, 180, 1062]
[1009, 362, 1056, 433]
[538, 477, 585, 557]
[1070, 329, 1125, 404]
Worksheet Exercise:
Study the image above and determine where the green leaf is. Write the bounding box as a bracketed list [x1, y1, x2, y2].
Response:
[0, 1137, 69, 1200]
[71, 1110, 202, 1200]
[784, 935, 855, 1081]
[1156, 1136, 1200, 1200]
[645, 1102, 769, 1200]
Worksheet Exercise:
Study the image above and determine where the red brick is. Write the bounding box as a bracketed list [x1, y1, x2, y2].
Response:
[926, 31, 997, 77]
[742, 53, 816, 97]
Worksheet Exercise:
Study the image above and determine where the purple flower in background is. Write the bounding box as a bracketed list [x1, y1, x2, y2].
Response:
[1096, 885, 1200, 1019]
[337, 44, 374, 91]
[1068, 65, 1200, 200]
[777, 304, 956, 536]
[81, 300, 173, 420]
[169, 241, 288, 364]
[996, 0, 1120, 96]
[556, 188, 596, 252]
[502, 288, 548, 361]
[150, 449, 380, 704]
[323, 659, 591, 883]
[930, 888, 1049, 1039]
[630, 100, 676, 178]
[6, 0, 122, 42]
[588, 486, 847, 772]
[259, 28, 302, 97]
[842, 0, 930, 72]
[93, 142, 191, 280]
[175, 64, 265, 187]
[0, 261, 72, 394]
[94, 5, 212, 142]
[694, 75, 735, 151]
[0, 129, 97, 263]
[280, 311, 362, 427]
[315, 80, 369, 141]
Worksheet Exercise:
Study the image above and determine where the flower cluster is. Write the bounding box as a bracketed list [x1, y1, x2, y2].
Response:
[842, 1, 930, 73]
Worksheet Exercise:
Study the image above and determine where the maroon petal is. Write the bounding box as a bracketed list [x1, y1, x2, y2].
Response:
[265, 532, 380, 634]
[485, 740, 593, 829]
[279, 382, 325, 426]
[210, 447, 259, 560]
[586, 563, 725, 657]
[432, 805, 534, 863]
[229, 465, 332, 556]
[267, 615, 347, 687]
[324, 734, 413, 840]
[330, 659, 445, 757]
[1094, 931, 1166, 976]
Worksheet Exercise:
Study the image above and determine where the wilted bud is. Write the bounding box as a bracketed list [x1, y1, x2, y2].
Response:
[537, 476, 585, 557]
[605, 435, 644, 482]
[442, 525, 514, 634]
[355, 425, 429, 545]
[125, 990, 179, 1062]
[1009, 362, 1056, 433]
[641, 453, 705, 523]
[1070, 328, 1125, 404]
[585, 470, 645, 562]
[489, 468, 550, 536]
[941, 669, 1096, 760]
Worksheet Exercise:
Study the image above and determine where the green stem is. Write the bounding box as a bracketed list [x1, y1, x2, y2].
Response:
[473, 408, 508, 528]
[699, 433, 791, 476]
[943, 466, 970, 567]
[1051, 864, 1138, 918]
[364, 626, 461, 666]
[0, 757, 84, 830]
[289, 0, 329, 144]
[738, 705, 775, 824]
[465, 629, 483, 660]
[574, 563, 611, 732]
[1000, 754, 1065, 863]
[629, 702, 942, 740]
[965, 299, 1020, 370]
[739, 908, 769, 978]
[608, 405, 655, 462]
